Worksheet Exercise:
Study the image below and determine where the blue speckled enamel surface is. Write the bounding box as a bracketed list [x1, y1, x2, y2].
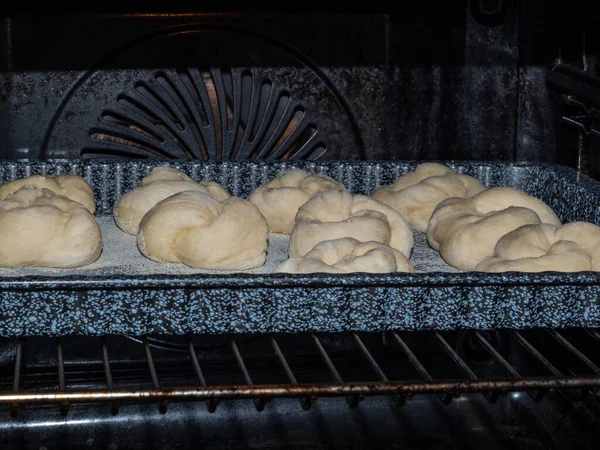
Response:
[1, 159, 600, 336]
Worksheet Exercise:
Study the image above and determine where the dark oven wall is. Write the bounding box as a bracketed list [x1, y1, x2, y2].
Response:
[0, 2, 584, 167]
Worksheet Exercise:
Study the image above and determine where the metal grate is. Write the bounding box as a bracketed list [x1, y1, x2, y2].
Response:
[1, 329, 599, 417]
[86, 69, 323, 161]
[548, 65, 600, 140]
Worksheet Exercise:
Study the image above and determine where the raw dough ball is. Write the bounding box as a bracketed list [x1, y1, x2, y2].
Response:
[138, 165, 193, 184]
[475, 221, 600, 272]
[0, 186, 102, 268]
[248, 169, 346, 234]
[427, 187, 562, 271]
[371, 162, 486, 232]
[0, 174, 96, 214]
[275, 237, 414, 274]
[114, 166, 231, 235]
[289, 190, 413, 258]
[138, 190, 268, 270]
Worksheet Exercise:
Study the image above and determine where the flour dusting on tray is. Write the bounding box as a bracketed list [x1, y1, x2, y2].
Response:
[0, 215, 458, 277]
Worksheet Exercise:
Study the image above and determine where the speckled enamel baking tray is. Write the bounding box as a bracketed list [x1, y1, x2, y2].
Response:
[0, 159, 599, 336]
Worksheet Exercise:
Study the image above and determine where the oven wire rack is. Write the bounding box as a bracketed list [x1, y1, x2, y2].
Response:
[1, 329, 599, 417]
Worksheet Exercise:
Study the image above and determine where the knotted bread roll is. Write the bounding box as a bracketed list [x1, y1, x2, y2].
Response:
[289, 190, 413, 258]
[0, 174, 96, 214]
[248, 169, 346, 234]
[372, 162, 486, 232]
[0, 186, 102, 268]
[427, 187, 562, 271]
[138, 190, 268, 270]
[114, 166, 230, 234]
[276, 237, 413, 274]
[475, 222, 600, 272]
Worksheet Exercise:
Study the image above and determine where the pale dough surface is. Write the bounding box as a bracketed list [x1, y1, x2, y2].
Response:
[289, 190, 413, 258]
[372, 162, 486, 232]
[0, 217, 456, 277]
[476, 222, 600, 272]
[0, 174, 96, 214]
[0, 186, 102, 268]
[276, 237, 414, 274]
[114, 166, 231, 234]
[427, 187, 562, 271]
[138, 190, 269, 270]
[248, 169, 346, 234]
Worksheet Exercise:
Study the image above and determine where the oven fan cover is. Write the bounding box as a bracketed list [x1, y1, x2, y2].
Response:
[41, 25, 363, 161]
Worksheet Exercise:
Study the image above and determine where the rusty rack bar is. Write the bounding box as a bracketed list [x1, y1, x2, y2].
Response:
[0, 377, 599, 404]
[1, 329, 599, 415]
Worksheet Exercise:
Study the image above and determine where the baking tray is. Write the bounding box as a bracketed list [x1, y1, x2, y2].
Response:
[0, 159, 599, 336]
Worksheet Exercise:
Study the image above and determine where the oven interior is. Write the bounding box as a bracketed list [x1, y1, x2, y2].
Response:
[1, 3, 600, 449]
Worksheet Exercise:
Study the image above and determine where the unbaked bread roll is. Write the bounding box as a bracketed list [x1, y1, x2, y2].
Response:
[248, 169, 346, 234]
[0, 186, 102, 268]
[138, 190, 268, 270]
[475, 222, 600, 272]
[289, 190, 413, 258]
[276, 237, 413, 274]
[0, 174, 96, 214]
[114, 166, 231, 235]
[371, 162, 486, 232]
[427, 187, 562, 271]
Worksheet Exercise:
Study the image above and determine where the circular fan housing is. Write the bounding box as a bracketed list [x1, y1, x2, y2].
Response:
[43, 26, 364, 161]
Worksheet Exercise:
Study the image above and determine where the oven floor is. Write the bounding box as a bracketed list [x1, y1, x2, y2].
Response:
[0, 392, 598, 449]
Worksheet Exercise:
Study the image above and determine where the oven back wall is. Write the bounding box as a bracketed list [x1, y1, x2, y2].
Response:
[0, 3, 559, 164]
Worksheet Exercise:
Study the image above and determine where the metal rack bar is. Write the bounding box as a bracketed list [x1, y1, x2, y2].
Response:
[474, 332, 543, 401]
[433, 331, 498, 403]
[513, 331, 598, 399]
[143, 336, 168, 413]
[311, 334, 344, 383]
[10, 339, 22, 417]
[143, 337, 160, 388]
[0, 377, 598, 405]
[548, 330, 600, 375]
[311, 334, 359, 408]
[186, 336, 218, 412]
[392, 332, 453, 404]
[513, 332, 562, 376]
[101, 338, 119, 415]
[352, 333, 408, 406]
[57, 338, 66, 390]
[586, 329, 600, 343]
[474, 333, 520, 377]
[352, 333, 388, 381]
[102, 341, 114, 389]
[228, 336, 266, 411]
[57, 338, 69, 415]
[271, 336, 312, 410]
[433, 332, 476, 379]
